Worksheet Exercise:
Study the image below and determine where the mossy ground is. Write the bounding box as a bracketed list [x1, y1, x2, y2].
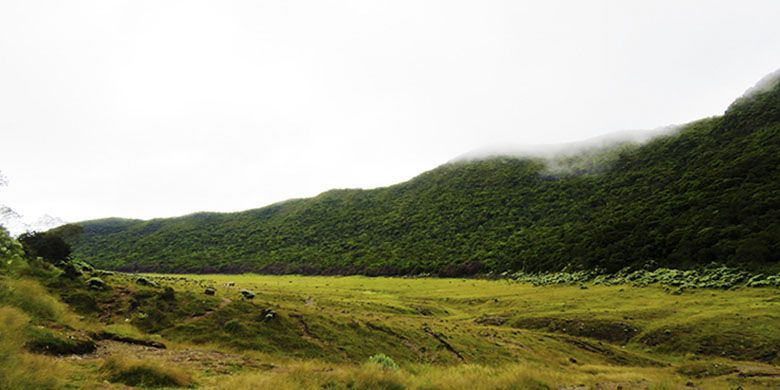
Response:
[3, 272, 780, 389]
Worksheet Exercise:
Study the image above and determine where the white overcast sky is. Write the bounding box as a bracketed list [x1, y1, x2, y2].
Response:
[1, 0, 780, 223]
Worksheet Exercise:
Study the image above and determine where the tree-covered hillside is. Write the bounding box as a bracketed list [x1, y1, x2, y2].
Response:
[64, 74, 780, 275]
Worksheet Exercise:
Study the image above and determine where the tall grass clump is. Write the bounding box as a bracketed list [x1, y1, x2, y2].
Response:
[214, 360, 409, 390]
[0, 278, 70, 323]
[0, 307, 68, 389]
[101, 356, 193, 388]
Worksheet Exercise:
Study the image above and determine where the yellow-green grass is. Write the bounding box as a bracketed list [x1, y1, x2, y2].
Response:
[113, 273, 777, 388]
[6, 271, 779, 389]
[0, 276, 81, 327]
[154, 273, 780, 361]
[0, 307, 75, 389]
[207, 360, 742, 390]
[101, 356, 194, 388]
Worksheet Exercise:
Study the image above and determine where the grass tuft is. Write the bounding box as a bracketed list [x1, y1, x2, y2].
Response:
[101, 356, 194, 388]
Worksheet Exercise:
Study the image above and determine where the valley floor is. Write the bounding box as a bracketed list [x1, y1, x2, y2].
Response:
[4, 273, 780, 389]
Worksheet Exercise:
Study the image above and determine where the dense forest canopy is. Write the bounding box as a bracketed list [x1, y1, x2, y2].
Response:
[60, 73, 780, 275]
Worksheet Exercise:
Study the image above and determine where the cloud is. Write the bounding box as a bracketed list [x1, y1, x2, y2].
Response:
[0, 206, 66, 236]
[0, 171, 66, 235]
[453, 125, 681, 162]
[739, 68, 780, 99]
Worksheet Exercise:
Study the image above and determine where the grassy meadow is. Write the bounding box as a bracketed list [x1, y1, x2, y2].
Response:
[19, 271, 773, 389]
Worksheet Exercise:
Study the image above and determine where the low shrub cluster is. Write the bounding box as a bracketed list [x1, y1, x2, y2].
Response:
[0, 228, 25, 274]
[367, 354, 399, 370]
[509, 263, 780, 290]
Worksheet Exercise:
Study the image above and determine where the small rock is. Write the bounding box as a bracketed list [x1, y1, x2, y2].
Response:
[240, 289, 255, 300]
[136, 277, 159, 288]
[87, 277, 106, 290]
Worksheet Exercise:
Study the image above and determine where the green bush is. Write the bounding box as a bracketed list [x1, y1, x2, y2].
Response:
[0, 227, 25, 275]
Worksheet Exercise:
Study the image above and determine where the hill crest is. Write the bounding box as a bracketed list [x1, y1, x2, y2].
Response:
[63, 70, 780, 275]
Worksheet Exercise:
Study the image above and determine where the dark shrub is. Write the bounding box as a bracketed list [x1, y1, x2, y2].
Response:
[87, 277, 106, 290]
[25, 330, 96, 356]
[136, 277, 159, 288]
[160, 287, 175, 301]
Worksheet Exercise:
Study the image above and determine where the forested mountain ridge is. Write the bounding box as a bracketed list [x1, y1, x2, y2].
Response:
[62, 72, 780, 275]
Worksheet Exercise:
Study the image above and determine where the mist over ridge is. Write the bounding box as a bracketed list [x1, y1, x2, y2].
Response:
[451, 125, 684, 178]
[454, 125, 679, 162]
[738, 67, 780, 100]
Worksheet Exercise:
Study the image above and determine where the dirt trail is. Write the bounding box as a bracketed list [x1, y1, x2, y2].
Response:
[63, 340, 263, 375]
[733, 363, 780, 377]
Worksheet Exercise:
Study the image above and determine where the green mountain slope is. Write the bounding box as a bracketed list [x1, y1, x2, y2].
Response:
[65, 73, 780, 275]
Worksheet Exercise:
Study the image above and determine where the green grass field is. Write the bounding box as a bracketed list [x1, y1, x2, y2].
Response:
[25, 272, 773, 389]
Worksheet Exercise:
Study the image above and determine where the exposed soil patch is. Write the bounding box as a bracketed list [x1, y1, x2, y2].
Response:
[423, 326, 466, 363]
[90, 331, 167, 349]
[733, 363, 780, 378]
[287, 312, 339, 357]
[557, 381, 649, 390]
[289, 313, 318, 340]
[676, 362, 738, 378]
[511, 317, 640, 344]
[554, 335, 665, 367]
[364, 321, 428, 361]
[475, 315, 510, 326]
[64, 340, 265, 375]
